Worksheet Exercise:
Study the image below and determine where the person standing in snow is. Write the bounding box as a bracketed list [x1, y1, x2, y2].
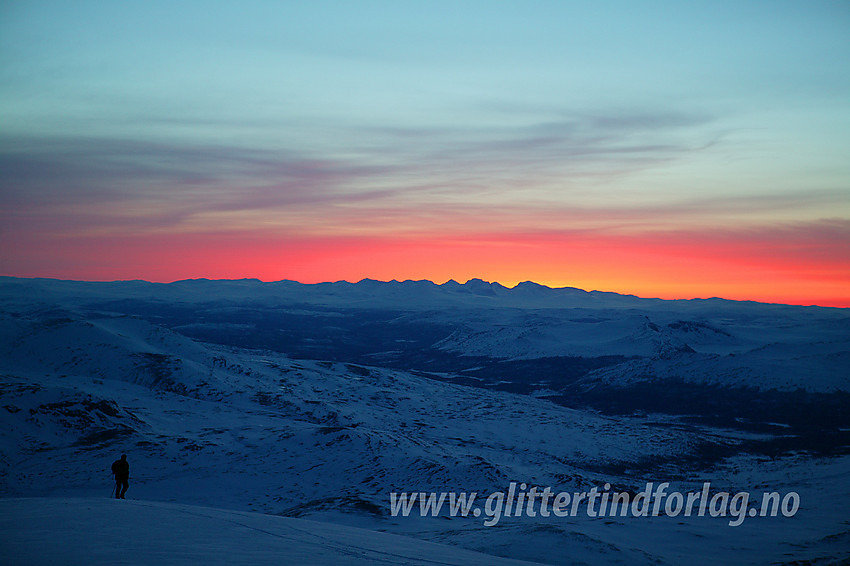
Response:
[111, 454, 129, 499]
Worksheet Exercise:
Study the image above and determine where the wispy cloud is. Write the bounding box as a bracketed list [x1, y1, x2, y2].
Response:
[0, 102, 841, 242]
[0, 135, 389, 203]
[0, 107, 724, 236]
[370, 109, 718, 178]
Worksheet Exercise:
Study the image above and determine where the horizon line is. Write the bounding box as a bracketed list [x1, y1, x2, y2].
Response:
[2, 274, 846, 309]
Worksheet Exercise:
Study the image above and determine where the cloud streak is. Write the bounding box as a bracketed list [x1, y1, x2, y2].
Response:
[0, 107, 723, 235]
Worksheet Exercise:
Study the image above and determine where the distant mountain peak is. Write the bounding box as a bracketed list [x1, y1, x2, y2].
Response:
[513, 281, 551, 291]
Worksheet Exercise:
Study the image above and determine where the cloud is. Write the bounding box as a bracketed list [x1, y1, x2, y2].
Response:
[0, 107, 718, 224]
[0, 134, 408, 236]
[0, 135, 388, 203]
[6, 106, 839, 242]
[371, 109, 717, 175]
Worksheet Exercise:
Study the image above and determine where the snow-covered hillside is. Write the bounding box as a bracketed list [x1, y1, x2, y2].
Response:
[0, 309, 702, 513]
[1, 277, 848, 564]
[0, 498, 535, 565]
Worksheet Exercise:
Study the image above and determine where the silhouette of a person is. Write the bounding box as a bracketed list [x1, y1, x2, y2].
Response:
[111, 454, 129, 499]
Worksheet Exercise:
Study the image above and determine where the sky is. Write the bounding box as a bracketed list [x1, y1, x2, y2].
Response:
[1, 1, 849, 306]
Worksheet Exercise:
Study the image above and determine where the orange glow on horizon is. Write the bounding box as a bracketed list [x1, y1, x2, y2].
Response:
[4, 229, 848, 308]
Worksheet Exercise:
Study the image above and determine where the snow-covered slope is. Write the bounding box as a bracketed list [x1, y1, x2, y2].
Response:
[0, 498, 535, 565]
[0, 309, 703, 511]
